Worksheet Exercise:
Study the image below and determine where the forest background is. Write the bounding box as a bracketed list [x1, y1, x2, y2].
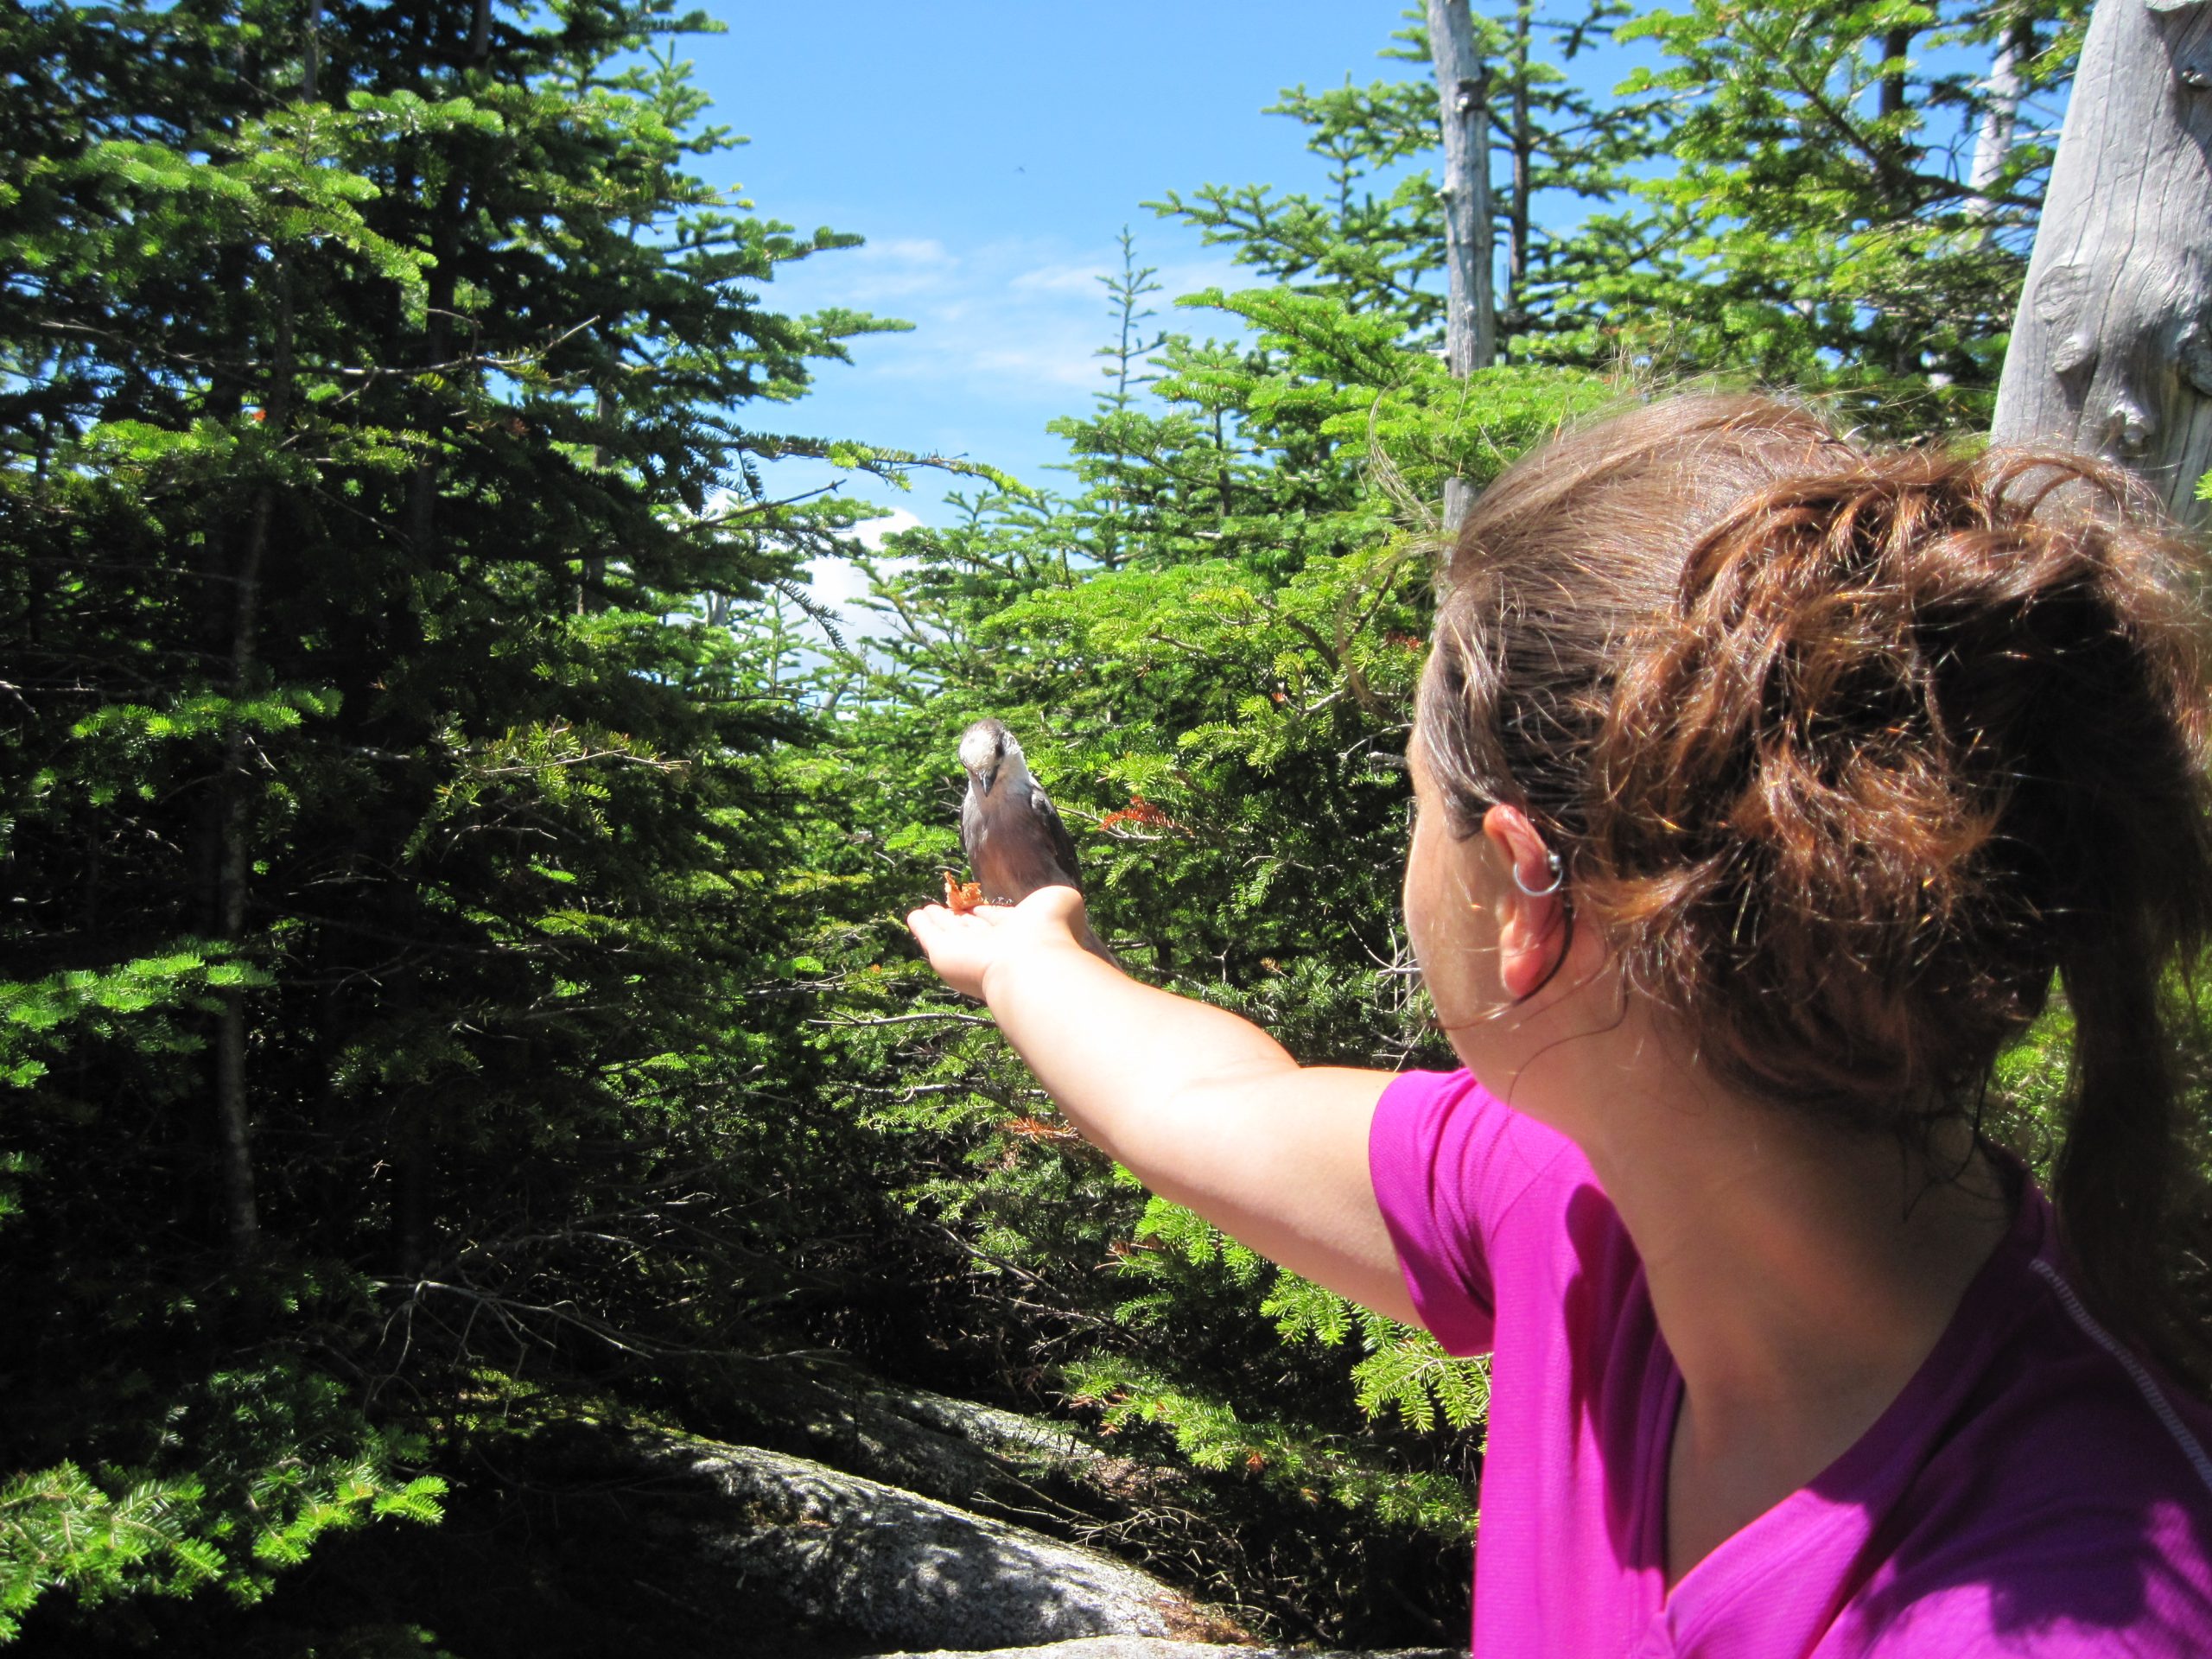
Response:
[0, 0, 2145, 1650]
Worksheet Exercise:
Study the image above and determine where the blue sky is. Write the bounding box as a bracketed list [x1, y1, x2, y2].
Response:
[689, 2, 1450, 533]
[681, 6, 2023, 627]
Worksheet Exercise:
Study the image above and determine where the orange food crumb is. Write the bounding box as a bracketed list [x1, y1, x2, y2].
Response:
[942, 870, 986, 914]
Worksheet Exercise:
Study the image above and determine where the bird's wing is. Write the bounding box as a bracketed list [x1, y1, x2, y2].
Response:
[1029, 780, 1084, 892]
[961, 785, 985, 872]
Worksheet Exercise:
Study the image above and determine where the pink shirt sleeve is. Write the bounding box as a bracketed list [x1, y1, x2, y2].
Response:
[1366, 1066, 1576, 1357]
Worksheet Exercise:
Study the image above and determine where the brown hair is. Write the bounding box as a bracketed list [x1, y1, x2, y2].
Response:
[1418, 391, 2212, 1389]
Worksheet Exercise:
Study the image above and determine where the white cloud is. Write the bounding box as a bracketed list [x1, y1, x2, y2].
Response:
[829, 238, 963, 300]
[1009, 260, 1112, 296]
[798, 507, 925, 640]
[973, 340, 1108, 389]
[1007, 252, 1244, 303]
[677, 495, 922, 641]
[844, 505, 924, 554]
[861, 238, 957, 267]
[1153, 256, 1252, 304]
[776, 232, 1252, 407]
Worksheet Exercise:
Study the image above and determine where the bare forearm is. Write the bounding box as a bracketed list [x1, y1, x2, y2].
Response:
[981, 939, 1293, 1174]
[907, 889, 1411, 1319]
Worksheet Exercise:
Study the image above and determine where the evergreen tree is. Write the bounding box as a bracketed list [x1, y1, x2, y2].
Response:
[1045, 228, 1168, 571]
[0, 0, 930, 1636]
[784, 238, 1619, 1631]
[1592, 0, 2091, 430]
[1151, 0, 1660, 360]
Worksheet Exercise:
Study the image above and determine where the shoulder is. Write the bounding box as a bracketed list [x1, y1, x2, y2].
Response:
[1848, 1538, 2212, 1656]
[1962, 1245, 2212, 1544]
[1369, 1065, 1590, 1236]
[1368, 1067, 1628, 1355]
[1847, 1234, 2212, 1656]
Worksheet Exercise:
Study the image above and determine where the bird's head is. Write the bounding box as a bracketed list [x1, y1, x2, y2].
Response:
[959, 718, 1020, 793]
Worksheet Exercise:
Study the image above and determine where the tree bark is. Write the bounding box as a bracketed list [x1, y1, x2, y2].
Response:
[1968, 17, 2031, 215]
[575, 384, 610, 613]
[207, 238, 295, 1261]
[1507, 0, 1534, 332]
[1992, 0, 2212, 526]
[1879, 26, 1914, 120]
[1427, 0, 1497, 532]
[213, 498, 267, 1259]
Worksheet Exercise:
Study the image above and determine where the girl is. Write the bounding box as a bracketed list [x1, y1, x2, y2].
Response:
[907, 394, 2212, 1655]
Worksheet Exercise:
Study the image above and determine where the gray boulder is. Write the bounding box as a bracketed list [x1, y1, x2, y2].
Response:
[857, 1643, 1465, 1659]
[623, 1429, 1247, 1649]
[712, 1351, 1156, 1523]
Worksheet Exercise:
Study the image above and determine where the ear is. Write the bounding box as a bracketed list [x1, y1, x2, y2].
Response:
[1482, 804, 1567, 1001]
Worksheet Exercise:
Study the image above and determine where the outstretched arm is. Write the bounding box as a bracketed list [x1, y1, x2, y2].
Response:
[906, 885, 1414, 1323]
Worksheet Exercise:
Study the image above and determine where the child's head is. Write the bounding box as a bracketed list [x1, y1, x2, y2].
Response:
[1416, 392, 2212, 1379]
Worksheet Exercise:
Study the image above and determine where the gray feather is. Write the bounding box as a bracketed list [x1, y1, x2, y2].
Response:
[1027, 782, 1083, 889]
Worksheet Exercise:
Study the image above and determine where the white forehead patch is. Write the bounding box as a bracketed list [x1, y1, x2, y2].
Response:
[959, 722, 1001, 772]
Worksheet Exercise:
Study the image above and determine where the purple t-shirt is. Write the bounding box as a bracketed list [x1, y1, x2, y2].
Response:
[1369, 1066, 2212, 1656]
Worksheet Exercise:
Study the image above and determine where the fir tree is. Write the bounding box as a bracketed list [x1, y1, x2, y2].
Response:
[0, 0, 926, 1635]
[1592, 0, 2090, 430]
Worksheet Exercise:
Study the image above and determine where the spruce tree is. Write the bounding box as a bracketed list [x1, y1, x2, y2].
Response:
[1150, 0, 1660, 361]
[0, 0, 917, 1636]
[1596, 0, 2089, 430]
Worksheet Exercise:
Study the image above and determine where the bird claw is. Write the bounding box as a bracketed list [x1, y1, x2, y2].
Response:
[943, 871, 986, 915]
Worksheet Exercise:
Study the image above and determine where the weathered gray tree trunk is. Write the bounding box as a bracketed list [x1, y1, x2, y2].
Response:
[1506, 0, 1535, 327]
[1992, 0, 2212, 526]
[1967, 17, 2031, 215]
[1427, 0, 1496, 532]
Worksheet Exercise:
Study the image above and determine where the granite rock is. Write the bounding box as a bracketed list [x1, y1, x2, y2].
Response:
[854, 1641, 1465, 1659]
[613, 1428, 1247, 1649]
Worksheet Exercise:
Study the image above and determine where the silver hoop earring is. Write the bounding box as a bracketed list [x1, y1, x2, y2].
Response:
[1513, 849, 1564, 899]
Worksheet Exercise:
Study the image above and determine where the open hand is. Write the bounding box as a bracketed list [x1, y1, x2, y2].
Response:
[906, 885, 1094, 1001]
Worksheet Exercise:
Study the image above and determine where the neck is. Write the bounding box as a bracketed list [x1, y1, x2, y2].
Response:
[1491, 993, 2015, 1579]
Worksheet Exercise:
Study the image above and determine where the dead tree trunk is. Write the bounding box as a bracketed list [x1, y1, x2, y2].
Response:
[1967, 16, 2031, 217]
[1427, 0, 1496, 531]
[1506, 0, 1535, 336]
[1992, 0, 2212, 526]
